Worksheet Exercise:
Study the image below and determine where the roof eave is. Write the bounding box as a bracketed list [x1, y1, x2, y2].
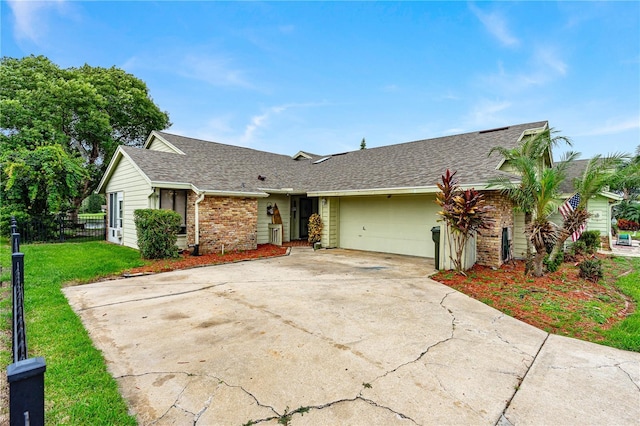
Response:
[307, 183, 504, 197]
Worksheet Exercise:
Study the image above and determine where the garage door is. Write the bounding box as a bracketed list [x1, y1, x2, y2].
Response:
[339, 195, 439, 257]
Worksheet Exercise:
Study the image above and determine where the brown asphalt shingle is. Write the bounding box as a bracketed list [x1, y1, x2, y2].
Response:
[123, 121, 548, 194]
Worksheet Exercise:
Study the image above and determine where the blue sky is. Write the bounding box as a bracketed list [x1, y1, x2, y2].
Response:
[2, 1, 639, 160]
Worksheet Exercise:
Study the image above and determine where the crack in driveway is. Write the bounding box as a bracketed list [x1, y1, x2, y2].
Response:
[76, 282, 230, 311]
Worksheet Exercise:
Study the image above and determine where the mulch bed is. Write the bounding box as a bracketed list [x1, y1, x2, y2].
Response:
[125, 244, 288, 275]
[431, 253, 635, 342]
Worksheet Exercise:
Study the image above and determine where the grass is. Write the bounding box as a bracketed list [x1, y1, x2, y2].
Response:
[1, 240, 146, 425]
[433, 255, 640, 352]
[602, 257, 640, 351]
[77, 213, 106, 220]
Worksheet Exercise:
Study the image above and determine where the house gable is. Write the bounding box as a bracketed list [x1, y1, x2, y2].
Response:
[143, 131, 185, 154]
[96, 147, 152, 194]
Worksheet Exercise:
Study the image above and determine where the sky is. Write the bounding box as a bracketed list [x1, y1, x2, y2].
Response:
[1, 1, 639, 160]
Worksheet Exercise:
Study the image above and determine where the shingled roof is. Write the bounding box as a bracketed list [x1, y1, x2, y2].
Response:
[557, 158, 589, 195]
[101, 120, 549, 196]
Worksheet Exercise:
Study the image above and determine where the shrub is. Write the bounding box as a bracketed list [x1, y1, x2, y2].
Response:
[617, 218, 640, 231]
[544, 252, 564, 273]
[578, 258, 603, 282]
[579, 230, 601, 254]
[308, 213, 323, 244]
[571, 240, 587, 256]
[134, 209, 181, 259]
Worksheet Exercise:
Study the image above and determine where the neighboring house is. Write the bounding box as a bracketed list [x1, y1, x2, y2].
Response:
[552, 159, 622, 249]
[97, 120, 552, 269]
[508, 159, 623, 257]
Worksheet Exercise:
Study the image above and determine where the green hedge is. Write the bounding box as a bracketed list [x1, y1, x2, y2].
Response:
[133, 209, 181, 259]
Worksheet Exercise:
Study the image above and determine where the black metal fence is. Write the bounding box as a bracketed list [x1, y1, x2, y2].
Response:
[7, 217, 46, 426]
[17, 213, 106, 243]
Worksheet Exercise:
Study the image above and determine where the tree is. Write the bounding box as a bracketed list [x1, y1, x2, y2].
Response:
[436, 169, 493, 273]
[360, 138, 366, 150]
[609, 145, 640, 201]
[488, 128, 577, 277]
[0, 144, 88, 232]
[547, 153, 627, 264]
[0, 55, 171, 214]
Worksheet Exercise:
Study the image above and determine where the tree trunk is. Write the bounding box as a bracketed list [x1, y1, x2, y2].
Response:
[548, 227, 572, 264]
[533, 248, 546, 277]
[524, 212, 534, 275]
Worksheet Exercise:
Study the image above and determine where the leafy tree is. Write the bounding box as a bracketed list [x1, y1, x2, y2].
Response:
[488, 128, 577, 277]
[547, 153, 626, 264]
[436, 169, 493, 273]
[0, 144, 88, 233]
[81, 194, 106, 214]
[360, 137, 367, 150]
[0, 55, 170, 214]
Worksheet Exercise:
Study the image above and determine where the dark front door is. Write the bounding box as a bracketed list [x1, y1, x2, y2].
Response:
[299, 197, 313, 238]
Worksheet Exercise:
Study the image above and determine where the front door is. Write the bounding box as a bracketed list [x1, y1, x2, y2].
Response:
[107, 192, 123, 244]
[299, 197, 313, 239]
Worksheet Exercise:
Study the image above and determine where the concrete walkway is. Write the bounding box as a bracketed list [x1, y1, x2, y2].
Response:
[64, 248, 639, 425]
[607, 237, 640, 258]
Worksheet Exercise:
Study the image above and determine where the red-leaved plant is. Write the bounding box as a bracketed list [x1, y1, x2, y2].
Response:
[436, 170, 493, 273]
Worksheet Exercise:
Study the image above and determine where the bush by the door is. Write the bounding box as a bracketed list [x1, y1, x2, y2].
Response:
[134, 209, 181, 259]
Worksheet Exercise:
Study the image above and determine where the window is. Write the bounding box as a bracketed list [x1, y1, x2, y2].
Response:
[160, 189, 187, 234]
[109, 192, 122, 228]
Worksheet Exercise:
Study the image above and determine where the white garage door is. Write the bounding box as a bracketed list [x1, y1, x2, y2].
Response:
[339, 195, 439, 257]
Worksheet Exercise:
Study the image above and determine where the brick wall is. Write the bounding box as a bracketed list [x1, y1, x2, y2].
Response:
[476, 191, 514, 268]
[186, 193, 258, 254]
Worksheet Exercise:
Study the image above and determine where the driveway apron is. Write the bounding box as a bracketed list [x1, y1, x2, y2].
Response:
[63, 248, 640, 425]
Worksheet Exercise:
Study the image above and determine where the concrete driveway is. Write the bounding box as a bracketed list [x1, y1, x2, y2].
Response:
[64, 248, 640, 425]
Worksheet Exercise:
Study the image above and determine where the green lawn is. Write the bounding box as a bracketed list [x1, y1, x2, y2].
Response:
[1, 241, 146, 425]
[602, 257, 640, 351]
[78, 213, 106, 220]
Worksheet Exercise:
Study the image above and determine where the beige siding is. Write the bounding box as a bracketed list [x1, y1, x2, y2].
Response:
[104, 155, 152, 249]
[513, 211, 527, 259]
[338, 195, 439, 257]
[257, 195, 290, 244]
[148, 138, 180, 153]
[320, 197, 340, 248]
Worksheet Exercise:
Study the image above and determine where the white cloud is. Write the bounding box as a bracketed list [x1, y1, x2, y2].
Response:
[382, 84, 399, 93]
[8, 0, 69, 43]
[577, 117, 640, 137]
[468, 99, 512, 126]
[279, 24, 295, 34]
[179, 54, 253, 89]
[241, 105, 287, 144]
[470, 4, 520, 48]
[534, 47, 567, 77]
[478, 46, 568, 94]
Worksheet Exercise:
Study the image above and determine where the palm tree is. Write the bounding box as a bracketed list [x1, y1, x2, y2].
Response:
[610, 145, 640, 201]
[547, 153, 627, 264]
[488, 128, 577, 277]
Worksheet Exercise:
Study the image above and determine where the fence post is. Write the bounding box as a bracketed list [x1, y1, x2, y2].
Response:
[7, 221, 46, 426]
[7, 357, 46, 426]
[12, 253, 27, 362]
[11, 217, 20, 253]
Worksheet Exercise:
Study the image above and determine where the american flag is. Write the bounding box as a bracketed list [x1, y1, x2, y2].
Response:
[559, 193, 585, 242]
